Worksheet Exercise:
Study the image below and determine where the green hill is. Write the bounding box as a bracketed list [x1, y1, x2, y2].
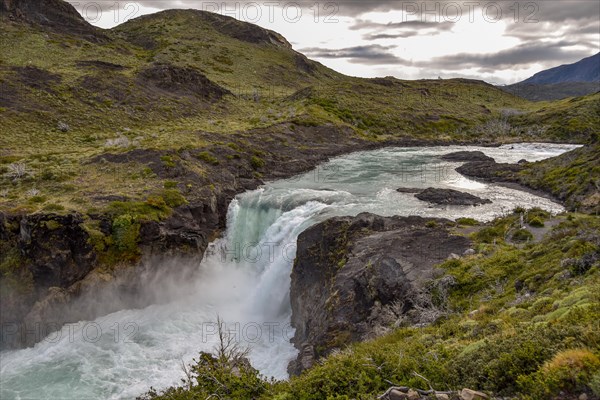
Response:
[2, 0, 597, 216]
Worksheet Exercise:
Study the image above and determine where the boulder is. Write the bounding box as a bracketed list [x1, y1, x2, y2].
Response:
[389, 389, 409, 400]
[415, 188, 492, 206]
[460, 388, 489, 400]
[407, 389, 420, 400]
[441, 151, 494, 162]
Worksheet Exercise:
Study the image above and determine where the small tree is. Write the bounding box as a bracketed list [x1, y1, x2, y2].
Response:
[6, 162, 28, 181]
[138, 316, 268, 400]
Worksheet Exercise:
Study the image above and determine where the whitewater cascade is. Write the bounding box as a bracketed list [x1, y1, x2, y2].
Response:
[0, 143, 578, 399]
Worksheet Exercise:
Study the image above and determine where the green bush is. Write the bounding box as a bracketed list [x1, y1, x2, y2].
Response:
[542, 349, 600, 392]
[426, 220, 438, 228]
[111, 214, 140, 260]
[528, 216, 545, 228]
[456, 217, 479, 226]
[250, 155, 265, 169]
[160, 155, 177, 168]
[512, 229, 533, 242]
[139, 319, 268, 400]
[590, 371, 600, 396]
[197, 151, 219, 165]
[161, 189, 187, 208]
[145, 195, 167, 210]
[519, 348, 600, 397]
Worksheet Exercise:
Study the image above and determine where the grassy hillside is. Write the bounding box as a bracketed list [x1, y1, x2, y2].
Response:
[510, 94, 600, 142]
[141, 211, 600, 400]
[518, 144, 600, 213]
[1, 4, 597, 216]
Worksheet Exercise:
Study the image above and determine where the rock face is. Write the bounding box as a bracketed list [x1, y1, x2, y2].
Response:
[414, 188, 492, 206]
[139, 64, 232, 100]
[440, 151, 495, 162]
[1, 0, 108, 42]
[198, 10, 292, 48]
[0, 213, 97, 348]
[288, 213, 471, 375]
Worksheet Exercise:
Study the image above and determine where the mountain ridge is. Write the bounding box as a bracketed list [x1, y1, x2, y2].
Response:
[521, 52, 600, 85]
[500, 53, 600, 101]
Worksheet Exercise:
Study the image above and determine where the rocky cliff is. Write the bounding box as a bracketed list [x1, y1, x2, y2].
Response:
[288, 213, 471, 375]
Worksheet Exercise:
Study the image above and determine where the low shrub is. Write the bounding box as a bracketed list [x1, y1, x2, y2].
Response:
[528, 216, 545, 228]
[512, 229, 533, 242]
[197, 151, 219, 165]
[456, 217, 479, 226]
[250, 155, 265, 169]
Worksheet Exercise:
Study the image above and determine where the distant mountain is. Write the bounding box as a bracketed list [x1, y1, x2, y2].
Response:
[521, 53, 599, 84]
[501, 53, 600, 101]
[501, 81, 600, 101]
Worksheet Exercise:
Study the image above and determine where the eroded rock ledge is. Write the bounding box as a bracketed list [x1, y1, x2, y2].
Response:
[288, 213, 471, 375]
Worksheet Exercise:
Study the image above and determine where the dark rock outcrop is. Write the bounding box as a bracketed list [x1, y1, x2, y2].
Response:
[139, 64, 232, 100]
[0, 213, 97, 348]
[414, 188, 492, 206]
[198, 10, 292, 47]
[1, 0, 108, 42]
[396, 187, 492, 206]
[456, 161, 524, 183]
[440, 151, 495, 162]
[288, 213, 471, 375]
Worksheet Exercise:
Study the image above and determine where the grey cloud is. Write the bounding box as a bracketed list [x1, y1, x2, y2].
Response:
[364, 32, 420, 40]
[351, 19, 454, 41]
[299, 45, 407, 65]
[424, 42, 593, 71]
[302, 40, 594, 78]
[350, 19, 454, 31]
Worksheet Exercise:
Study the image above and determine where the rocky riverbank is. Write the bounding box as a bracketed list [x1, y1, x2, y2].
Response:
[454, 144, 599, 213]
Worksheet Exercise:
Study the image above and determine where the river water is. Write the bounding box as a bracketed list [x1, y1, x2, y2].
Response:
[0, 143, 578, 399]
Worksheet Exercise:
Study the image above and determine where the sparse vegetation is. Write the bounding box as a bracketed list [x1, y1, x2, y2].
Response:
[456, 217, 479, 226]
[196, 151, 220, 165]
[512, 228, 534, 242]
[250, 155, 265, 170]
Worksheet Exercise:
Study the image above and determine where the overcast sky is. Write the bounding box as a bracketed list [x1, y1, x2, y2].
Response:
[68, 1, 600, 84]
